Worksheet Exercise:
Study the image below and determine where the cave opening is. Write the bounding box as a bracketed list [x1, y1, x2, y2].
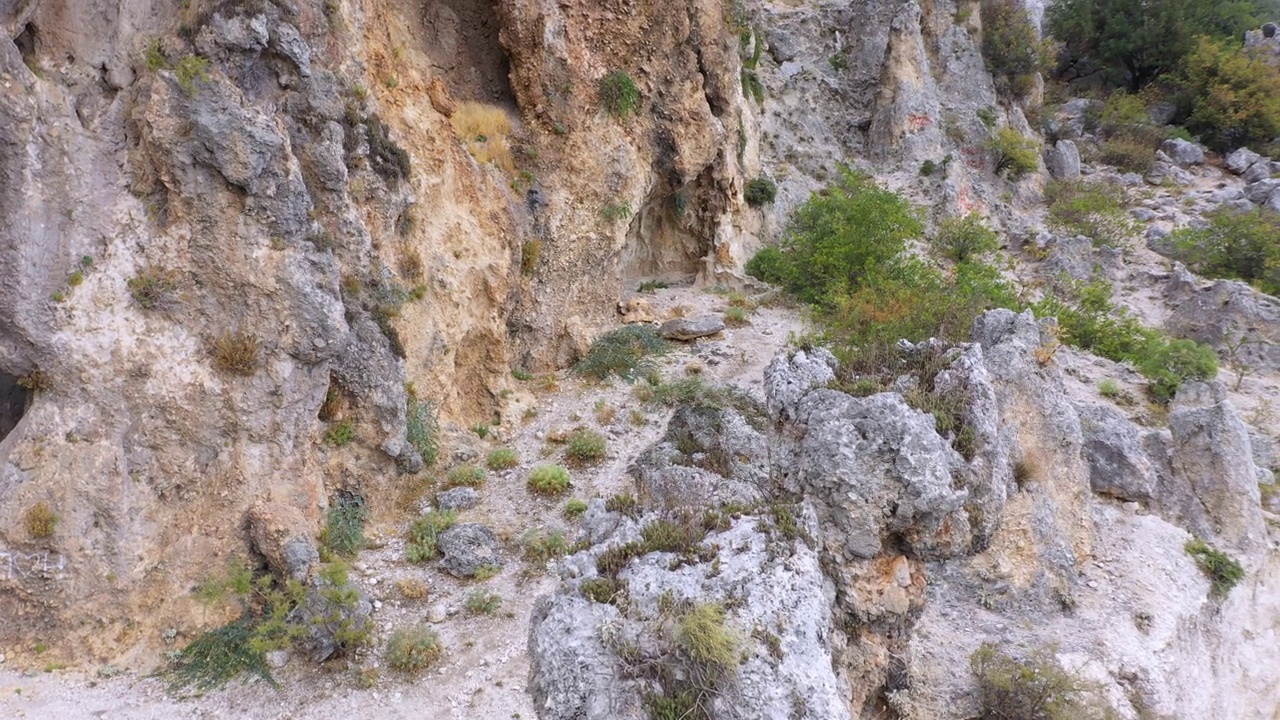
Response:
[421, 0, 516, 107]
[14, 23, 37, 67]
[0, 372, 31, 443]
[618, 190, 709, 287]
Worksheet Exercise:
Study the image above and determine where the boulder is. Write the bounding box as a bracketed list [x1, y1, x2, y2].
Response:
[247, 503, 319, 581]
[1044, 140, 1081, 180]
[617, 297, 656, 324]
[1243, 178, 1280, 204]
[1243, 160, 1272, 184]
[437, 486, 480, 512]
[763, 347, 838, 422]
[1225, 147, 1265, 174]
[437, 523, 503, 577]
[658, 315, 725, 341]
[1078, 404, 1157, 502]
[1164, 264, 1280, 371]
[1159, 138, 1205, 166]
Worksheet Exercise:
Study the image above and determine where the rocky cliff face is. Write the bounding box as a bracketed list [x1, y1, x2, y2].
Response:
[0, 0, 753, 663]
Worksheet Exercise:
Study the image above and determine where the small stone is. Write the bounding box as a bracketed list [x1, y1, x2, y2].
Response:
[373, 600, 383, 610]
[266, 650, 290, 669]
[427, 603, 449, 623]
[1087, 580, 1099, 589]
[659, 315, 726, 341]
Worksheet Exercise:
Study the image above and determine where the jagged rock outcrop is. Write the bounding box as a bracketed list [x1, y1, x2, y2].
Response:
[1165, 263, 1280, 371]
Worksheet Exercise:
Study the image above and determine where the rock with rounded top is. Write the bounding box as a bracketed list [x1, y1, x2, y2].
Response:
[1159, 138, 1205, 167]
[658, 315, 725, 341]
[1226, 147, 1265, 174]
[437, 523, 503, 577]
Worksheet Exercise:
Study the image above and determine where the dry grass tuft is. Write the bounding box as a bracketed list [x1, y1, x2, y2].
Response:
[451, 102, 514, 172]
[211, 332, 263, 376]
[25, 502, 57, 539]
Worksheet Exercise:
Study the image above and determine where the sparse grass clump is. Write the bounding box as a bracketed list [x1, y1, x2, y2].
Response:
[450, 102, 514, 172]
[565, 428, 607, 465]
[24, 502, 57, 539]
[606, 492, 641, 519]
[575, 325, 668, 381]
[522, 528, 571, 565]
[724, 306, 749, 327]
[465, 590, 502, 615]
[128, 265, 180, 309]
[385, 625, 443, 673]
[970, 643, 1096, 720]
[321, 494, 368, 558]
[405, 395, 439, 467]
[528, 465, 571, 496]
[1185, 537, 1245, 597]
[324, 420, 356, 447]
[211, 331, 262, 376]
[405, 510, 457, 563]
[444, 464, 486, 489]
[599, 70, 640, 119]
[486, 448, 519, 470]
[580, 577, 624, 604]
[1044, 179, 1137, 248]
[675, 603, 741, 672]
[564, 498, 589, 519]
[744, 177, 777, 207]
[1098, 378, 1121, 398]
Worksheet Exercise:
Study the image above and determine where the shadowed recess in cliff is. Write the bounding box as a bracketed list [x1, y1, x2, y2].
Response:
[617, 190, 710, 283]
[0, 372, 29, 443]
[420, 0, 515, 106]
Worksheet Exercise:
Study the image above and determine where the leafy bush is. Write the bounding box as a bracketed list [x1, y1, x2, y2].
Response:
[24, 502, 57, 539]
[1169, 207, 1280, 295]
[564, 498, 589, 518]
[1098, 378, 1121, 398]
[405, 510, 456, 563]
[528, 465, 571, 496]
[444, 464, 486, 489]
[1099, 136, 1156, 173]
[744, 177, 777, 207]
[166, 620, 276, 695]
[575, 325, 668, 381]
[1044, 179, 1137, 247]
[581, 577, 624, 604]
[324, 420, 356, 447]
[321, 493, 368, 558]
[385, 625, 444, 673]
[128, 265, 180, 309]
[405, 394, 439, 467]
[981, 0, 1052, 98]
[174, 55, 210, 95]
[599, 70, 640, 118]
[486, 447, 519, 470]
[744, 166, 923, 305]
[970, 642, 1096, 720]
[362, 113, 412, 187]
[934, 213, 1000, 263]
[464, 590, 502, 615]
[986, 128, 1040, 178]
[1186, 537, 1246, 597]
[1181, 36, 1280, 152]
[565, 428, 607, 465]
[211, 331, 262, 376]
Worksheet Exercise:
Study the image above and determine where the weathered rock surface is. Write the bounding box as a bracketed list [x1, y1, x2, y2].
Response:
[1165, 263, 1280, 371]
[436, 487, 480, 512]
[1044, 140, 1081, 180]
[1160, 138, 1205, 166]
[658, 315, 726, 341]
[438, 523, 503, 577]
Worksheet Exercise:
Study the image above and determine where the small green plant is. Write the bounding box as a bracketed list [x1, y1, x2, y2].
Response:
[638, 280, 670, 293]
[128, 265, 180, 309]
[472, 564, 501, 581]
[528, 465, 571, 496]
[599, 70, 640, 119]
[67, 270, 84, 287]
[406, 510, 457, 563]
[211, 331, 262, 376]
[980, 0, 1053, 99]
[472, 423, 490, 439]
[321, 493, 369, 558]
[385, 625, 444, 673]
[575, 325, 668, 381]
[324, 420, 356, 447]
[1185, 537, 1245, 597]
[166, 620, 276, 695]
[744, 177, 777, 207]
[1098, 378, 1121, 398]
[565, 428, 607, 465]
[487, 448, 519, 470]
[174, 54, 211, 95]
[977, 106, 998, 128]
[444, 464, 486, 489]
[601, 201, 633, 223]
[406, 395, 440, 467]
[564, 498, 589, 519]
[580, 577, 624, 604]
[512, 368, 533, 382]
[986, 128, 1040, 178]
[24, 502, 57, 539]
[970, 643, 1094, 719]
[724, 306, 749, 327]
[1169, 207, 1280, 296]
[145, 40, 167, 71]
[606, 493, 640, 518]
[521, 239, 542, 275]
[1044, 179, 1137, 248]
[828, 53, 848, 70]
[464, 590, 502, 615]
[933, 213, 1000, 263]
[522, 528, 570, 565]
[675, 603, 740, 672]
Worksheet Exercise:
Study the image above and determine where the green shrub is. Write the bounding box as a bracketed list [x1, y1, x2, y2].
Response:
[744, 177, 777, 207]
[1044, 179, 1138, 247]
[528, 465, 571, 496]
[24, 502, 57, 539]
[564, 498, 589, 518]
[599, 70, 640, 118]
[321, 494, 368, 558]
[1169, 207, 1280, 295]
[521, 239, 542, 275]
[675, 603, 740, 673]
[1133, 336, 1219, 404]
[934, 213, 1000, 263]
[565, 428, 607, 465]
[575, 325, 668, 381]
[970, 643, 1095, 720]
[981, 0, 1052, 98]
[406, 510, 456, 563]
[986, 128, 1040, 178]
[385, 625, 444, 673]
[1181, 35, 1280, 152]
[406, 395, 439, 467]
[522, 528, 571, 565]
[464, 590, 502, 615]
[724, 306, 749, 327]
[174, 54, 210, 95]
[166, 620, 276, 695]
[128, 265, 179, 309]
[324, 420, 356, 447]
[605, 492, 641, 518]
[486, 448, 519, 470]
[1099, 137, 1156, 173]
[580, 577, 624, 604]
[744, 166, 923, 305]
[641, 519, 704, 554]
[444, 464, 486, 489]
[1185, 537, 1246, 596]
[602, 201, 633, 222]
[1098, 378, 1121, 398]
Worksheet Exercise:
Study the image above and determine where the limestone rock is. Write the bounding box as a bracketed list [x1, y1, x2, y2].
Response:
[1043, 140, 1081, 180]
[1160, 138, 1205, 167]
[1225, 147, 1265, 174]
[437, 523, 503, 577]
[1077, 404, 1157, 502]
[658, 315, 725, 341]
[617, 297, 656, 325]
[436, 487, 480, 512]
[247, 504, 319, 581]
[763, 347, 838, 422]
[1164, 264, 1280, 371]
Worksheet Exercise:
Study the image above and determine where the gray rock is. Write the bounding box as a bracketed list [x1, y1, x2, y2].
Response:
[1044, 140, 1081, 180]
[1119, 172, 1145, 186]
[1160, 138, 1205, 166]
[1226, 147, 1265, 174]
[658, 315, 726, 341]
[1148, 102, 1177, 126]
[1130, 207, 1157, 222]
[281, 537, 320, 581]
[1243, 160, 1272, 184]
[1078, 404, 1157, 502]
[437, 486, 480, 511]
[270, 23, 312, 77]
[196, 13, 269, 55]
[1042, 234, 1099, 280]
[763, 347, 838, 423]
[1243, 178, 1280, 204]
[1211, 186, 1246, 203]
[265, 650, 290, 669]
[290, 576, 373, 662]
[1165, 263, 1280, 371]
[437, 523, 503, 577]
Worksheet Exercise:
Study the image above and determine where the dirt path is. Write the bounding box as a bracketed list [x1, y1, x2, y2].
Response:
[0, 283, 807, 720]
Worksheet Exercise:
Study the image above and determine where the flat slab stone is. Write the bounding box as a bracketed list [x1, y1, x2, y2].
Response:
[659, 315, 726, 341]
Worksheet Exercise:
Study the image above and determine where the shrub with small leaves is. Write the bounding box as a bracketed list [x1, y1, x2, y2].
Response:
[599, 70, 640, 119]
[564, 498, 589, 519]
[406, 510, 457, 563]
[565, 428, 607, 465]
[464, 590, 502, 615]
[970, 643, 1096, 720]
[444, 464, 486, 489]
[522, 528, 570, 565]
[385, 625, 444, 673]
[1185, 537, 1245, 597]
[528, 465, 571, 496]
[581, 577, 624, 604]
[321, 494, 368, 558]
[744, 177, 777, 207]
[576, 325, 668, 381]
[933, 213, 999, 263]
[986, 128, 1040, 178]
[324, 420, 356, 447]
[211, 332, 262, 376]
[24, 502, 57, 539]
[406, 395, 439, 467]
[174, 54, 211, 95]
[486, 448, 519, 470]
[166, 620, 276, 695]
[1098, 378, 1121, 398]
